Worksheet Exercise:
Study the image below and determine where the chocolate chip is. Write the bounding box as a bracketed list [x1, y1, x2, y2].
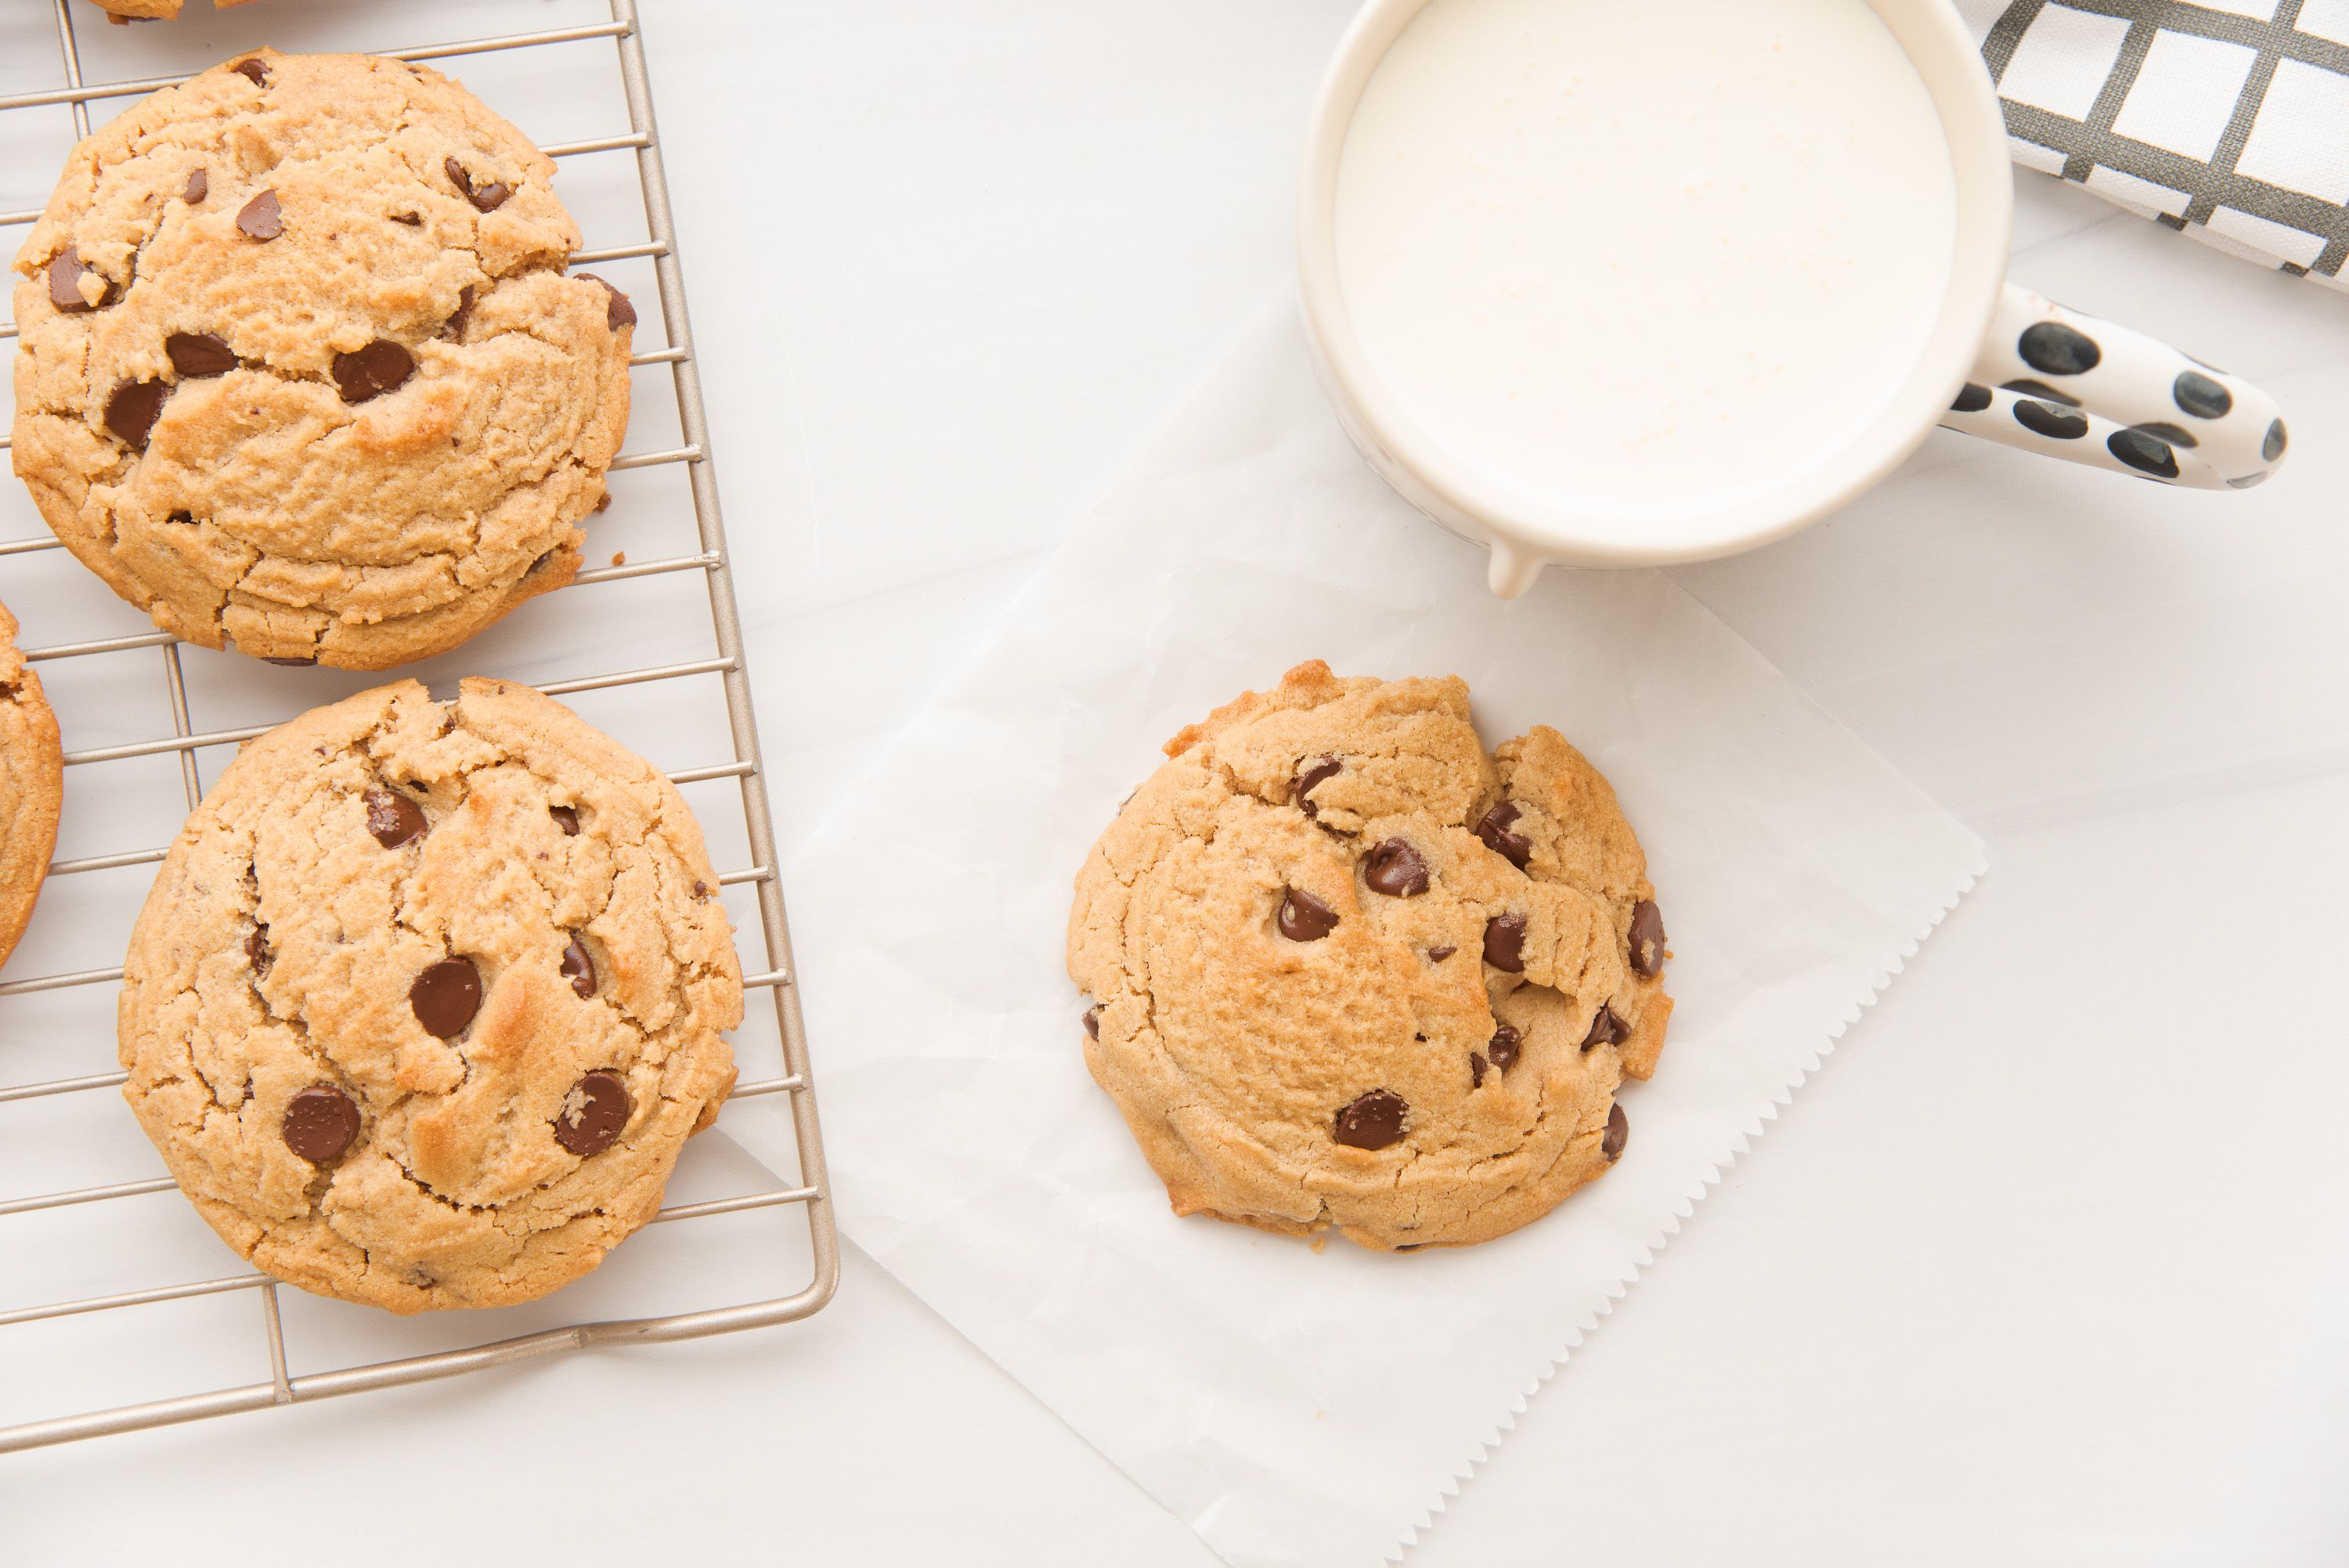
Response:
[104, 380, 168, 452]
[363, 788, 425, 848]
[184, 168, 207, 204]
[1601, 1102, 1629, 1162]
[554, 1070, 631, 1155]
[392, 212, 422, 226]
[1488, 1022, 1522, 1072]
[410, 957, 481, 1038]
[1483, 913, 1527, 972]
[1333, 1088, 1407, 1150]
[1083, 1004, 1101, 1040]
[281, 1084, 359, 1162]
[1628, 900, 1665, 977]
[236, 190, 282, 240]
[547, 806, 582, 837]
[331, 339, 414, 404]
[230, 57, 269, 86]
[442, 284, 476, 341]
[1292, 755, 1340, 817]
[262, 655, 314, 667]
[165, 331, 236, 377]
[693, 880, 710, 901]
[1469, 1054, 1488, 1088]
[560, 935, 598, 999]
[445, 156, 512, 213]
[46, 246, 114, 313]
[1276, 886, 1339, 941]
[576, 272, 637, 331]
[244, 925, 270, 975]
[1427, 945, 1456, 961]
[1363, 838, 1430, 897]
[1581, 1006, 1627, 1052]
[1475, 800, 1532, 867]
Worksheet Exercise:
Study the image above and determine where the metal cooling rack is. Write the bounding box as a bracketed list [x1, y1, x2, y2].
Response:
[0, 0, 838, 1452]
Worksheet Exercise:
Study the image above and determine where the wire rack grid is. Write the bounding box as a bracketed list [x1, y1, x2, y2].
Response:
[0, 0, 838, 1453]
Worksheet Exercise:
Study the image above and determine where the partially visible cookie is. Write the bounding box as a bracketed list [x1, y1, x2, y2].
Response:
[90, 0, 261, 20]
[0, 600, 65, 971]
[1067, 661, 1672, 1252]
[118, 677, 741, 1312]
[12, 49, 635, 669]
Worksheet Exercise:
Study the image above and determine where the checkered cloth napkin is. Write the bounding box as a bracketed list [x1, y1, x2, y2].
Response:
[1960, 0, 2349, 285]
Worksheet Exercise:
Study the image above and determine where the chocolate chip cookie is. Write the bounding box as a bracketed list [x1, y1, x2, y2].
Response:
[88, 0, 260, 20]
[11, 49, 636, 669]
[0, 600, 64, 971]
[117, 677, 741, 1312]
[1067, 661, 1672, 1252]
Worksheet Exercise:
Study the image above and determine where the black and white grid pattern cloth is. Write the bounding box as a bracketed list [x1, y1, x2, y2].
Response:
[1963, 0, 2349, 285]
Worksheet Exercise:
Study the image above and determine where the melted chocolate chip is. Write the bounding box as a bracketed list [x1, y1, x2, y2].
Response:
[1486, 1022, 1522, 1072]
[262, 654, 314, 667]
[244, 925, 270, 975]
[46, 247, 114, 313]
[331, 339, 414, 404]
[236, 190, 282, 240]
[550, 805, 580, 835]
[165, 331, 236, 377]
[1333, 1088, 1408, 1151]
[1276, 886, 1340, 942]
[1628, 900, 1665, 977]
[363, 787, 426, 848]
[1469, 1054, 1488, 1088]
[445, 156, 512, 212]
[183, 168, 208, 204]
[1291, 755, 1341, 818]
[576, 272, 637, 331]
[554, 1071, 631, 1156]
[104, 380, 168, 452]
[560, 935, 598, 999]
[1483, 912, 1527, 973]
[1475, 799, 1532, 867]
[281, 1084, 359, 1162]
[1427, 945, 1456, 962]
[1602, 1102, 1629, 1162]
[230, 57, 269, 86]
[1083, 1004, 1101, 1040]
[442, 284, 477, 341]
[1363, 838, 1430, 897]
[409, 957, 482, 1038]
[1580, 1006, 1627, 1052]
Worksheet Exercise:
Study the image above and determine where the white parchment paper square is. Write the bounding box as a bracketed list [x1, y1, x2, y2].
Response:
[758, 297, 1983, 1567]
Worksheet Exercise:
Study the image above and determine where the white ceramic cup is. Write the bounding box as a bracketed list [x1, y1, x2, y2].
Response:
[1297, 0, 2291, 596]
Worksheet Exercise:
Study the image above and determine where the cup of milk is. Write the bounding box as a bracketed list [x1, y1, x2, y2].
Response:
[1299, 0, 2291, 595]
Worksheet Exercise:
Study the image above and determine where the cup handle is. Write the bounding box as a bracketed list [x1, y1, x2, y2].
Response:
[1936, 283, 2288, 491]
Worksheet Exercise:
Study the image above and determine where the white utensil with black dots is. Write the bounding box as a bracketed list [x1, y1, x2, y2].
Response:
[1297, 0, 2290, 594]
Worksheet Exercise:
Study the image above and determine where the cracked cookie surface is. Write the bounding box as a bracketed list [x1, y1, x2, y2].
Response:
[10, 49, 633, 669]
[0, 600, 64, 971]
[118, 677, 741, 1312]
[1067, 661, 1672, 1252]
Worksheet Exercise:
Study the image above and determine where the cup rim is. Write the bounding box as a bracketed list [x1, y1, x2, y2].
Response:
[1296, 0, 2018, 569]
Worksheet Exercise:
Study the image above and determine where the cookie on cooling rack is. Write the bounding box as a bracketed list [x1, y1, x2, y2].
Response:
[117, 677, 740, 1313]
[0, 600, 64, 971]
[1067, 661, 1672, 1252]
[10, 49, 637, 669]
[88, 0, 261, 20]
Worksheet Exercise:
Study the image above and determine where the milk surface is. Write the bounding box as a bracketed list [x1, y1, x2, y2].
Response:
[1335, 0, 1957, 516]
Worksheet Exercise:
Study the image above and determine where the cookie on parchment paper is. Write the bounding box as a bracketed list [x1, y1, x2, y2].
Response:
[11, 49, 637, 669]
[117, 677, 740, 1312]
[1068, 661, 1672, 1253]
[0, 601, 64, 972]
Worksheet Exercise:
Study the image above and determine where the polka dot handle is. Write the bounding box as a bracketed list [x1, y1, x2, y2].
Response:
[1939, 285, 2286, 491]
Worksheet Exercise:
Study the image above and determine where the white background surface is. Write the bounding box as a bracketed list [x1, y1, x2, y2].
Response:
[5, 1, 2347, 1563]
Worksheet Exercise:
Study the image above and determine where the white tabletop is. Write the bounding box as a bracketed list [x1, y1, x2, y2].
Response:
[13, 2, 2347, 1562]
